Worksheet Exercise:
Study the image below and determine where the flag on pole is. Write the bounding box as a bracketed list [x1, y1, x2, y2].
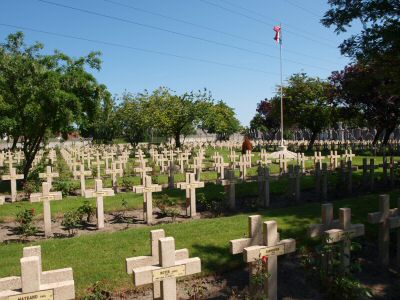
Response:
[273, 25, 282, 44]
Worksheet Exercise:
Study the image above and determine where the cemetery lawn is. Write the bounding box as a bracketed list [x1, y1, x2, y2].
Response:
[0, 190, 399, 297]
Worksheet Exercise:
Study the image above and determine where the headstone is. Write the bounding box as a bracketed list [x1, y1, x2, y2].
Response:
[257, 165, 270, 207]
[220, 169, 237, 210]
[73, 164, 92, 197]
[1, 168, 24, 202]
[133, 176, 162, 224]
[177, 173, 204, 217]
[38, 166, 59, 189]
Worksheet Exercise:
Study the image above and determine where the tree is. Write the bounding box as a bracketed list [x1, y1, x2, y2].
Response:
[147, 87, 212, 148]
[282, 73, 334, 150]
[0, 32, 107, 178]
[116, 92, 149, 147]
[201, 101, 240, 140]
[250, 97, 281, 138]
[330, 62, 400, 144]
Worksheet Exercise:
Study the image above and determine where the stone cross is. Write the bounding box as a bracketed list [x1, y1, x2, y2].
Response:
[134, 161, 153, 182]
[85, 179, 115, 229]
[0, 245, 75, 299]
[106, 162, 123, 190]
[73, 164, 92, 197]
[313, 151, 325, 170]
[214, 156, 229, 180]
[309, 203, 340, 238]
[229, 150, 239, 168]
[328, 150, 340, 169]
[4, 155, 16, 171]
[296, 153, 307, 173]
[39, 182, 62, 237]
[230, 216, 296, 300]
[131, 236, 201, 300]
[288, 165, 301, 203]
[177, 173, 204, 217]
[39, 165, 59, 189]
[362, 158, 376, 190]
[325, 208, 365, 270]
[220, 169, 237, 210]
[342, 149, 355, 162]
[257, 165, 270, 207]
[237, 155, 247, 180]
[133, 175, 162, 224]
[368, 194, 398, 266]
[92, 157, 105, 179]
[388, 197, 400, 266]
[167, 160, 178, 189]
[126, 229, 189, 299]
[1, 167, 24, 202]
[192, 156, 204, 181]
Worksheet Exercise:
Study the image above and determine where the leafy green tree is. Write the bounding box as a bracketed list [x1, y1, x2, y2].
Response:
[116, 92, 149, 146]
[0, 32, 108, 178]
[282, 73, 334, 150]
[147, 87, 212, 148]
[250, 97, 281, 138]
[202, 101, 240, 140]
[90, 94, 119, 144]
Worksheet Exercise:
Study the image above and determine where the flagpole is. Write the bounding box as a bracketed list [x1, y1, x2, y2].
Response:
[279, 23, 284, 147]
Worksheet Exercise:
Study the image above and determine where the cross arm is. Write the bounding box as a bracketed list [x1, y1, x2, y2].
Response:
[230, 238, 251, 255]
[325, 224, 365, 244]
[243, 239, 296, 263]
[308, 220, 340, 238]
[389, 216, 400, 229]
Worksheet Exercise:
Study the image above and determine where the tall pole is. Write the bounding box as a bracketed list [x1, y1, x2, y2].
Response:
[279, 24, 284, 147]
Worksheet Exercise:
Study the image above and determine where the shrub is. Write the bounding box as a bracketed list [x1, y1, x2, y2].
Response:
[15, 208, 38, 237]
[197, 192, 226, 217]
[61, 210, 81, 236]
[77, 200, 96, 223]
[154, 194, 179, 218]
[83, 280, 111, 300]
[54, 180, 79, 196]
[121, 176, 134, 189]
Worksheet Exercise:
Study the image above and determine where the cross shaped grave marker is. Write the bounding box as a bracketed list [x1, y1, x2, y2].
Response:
[296, 153, 307, 173]
[309, 203, 340, 238]
[85, 179, 114, 229]
[388, 197, 400, 266]
[313, 151, 325, 170]
[315, 163, 328, 201]
[103, 152, 114, 171]
[342, 149, 355, 162]
[73, 164, 92, 196]
[167, 160, 179, 189]
[257, 151, 272, 166]
[288, 165, 301, 203]
[105, 161, 123, 191]
[176, 153, 186, 173]
[134, 160, 152, 183]
[220, 169, 238, 210]
[214, 156, 229, 180]
[278, 154, 289, 174]
[257, 165, 270, 207]
[39, 165, 59, 189]
[328, 150, 340, 169]
[1, 167, 24, 202]
[237, 155, 247, 180]
[362, 158, 377, 190]
[133, 175, 162, 224]
[245, 150, 254, 168]
[157, 154, 168, 174]
[368, 194, 398, 266]
[126, 229, 189, 299]
[191, 156, 204, 181]
[131, 236, 201, 300]
[177, 173, 204, 217]
[229, 150, 239, 168]
[0, 245, 75, 299]
[39, 182, 62, 237]
[325, 207, 365, 270]
[4, 154, 16, 171]
[230, 216, 296, 300]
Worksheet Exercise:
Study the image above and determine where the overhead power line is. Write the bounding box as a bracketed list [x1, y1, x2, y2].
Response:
[199, 0, 337, 49]
[282, 0, 323, 19]
[0, 23, 281, 75]
[102, 0, 337, 64]
[36, 0, 332, 71]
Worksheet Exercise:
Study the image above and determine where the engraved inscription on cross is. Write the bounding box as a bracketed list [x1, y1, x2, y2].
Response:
[133, 175, 162, 224]
[85, 179, 114, 229]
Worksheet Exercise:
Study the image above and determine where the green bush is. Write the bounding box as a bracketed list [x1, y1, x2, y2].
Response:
[54, 180, 79, 196]
[121, 176, 134, 189]
[154, 194, 179, 218]
[61, 210, 81, 236]
[197, 192, 226, 217]
[15, 208, 38, 237]
[77, 200, 96, 223]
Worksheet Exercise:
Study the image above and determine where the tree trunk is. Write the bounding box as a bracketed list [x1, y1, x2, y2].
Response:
[175, 132, 181, 148]
[383, 126, 395, 145]
[372, 127, 383, 145]
[307, 131, 318, 152]
[11, 137, 19, 151]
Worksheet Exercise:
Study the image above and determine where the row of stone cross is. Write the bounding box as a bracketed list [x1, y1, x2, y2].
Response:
[2, 195, 398, 300]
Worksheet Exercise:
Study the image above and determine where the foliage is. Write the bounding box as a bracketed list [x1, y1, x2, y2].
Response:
[250, 97, 281, 137]
[282, 73, 334, 149]
[15, 208, 37, 237]
[54, 180, 79, 196]
[184, 277, 209, 300]
[0, 32, 108, 178]
[83, 280, 111, 300]
[154, 194, 179, 220]
[61, 210, 82, 236]
[77, 200, 96, 223]
[197, 192, 226, 217]
[300, 236, 372, 300]
[201, 100, 241, 140]
[112, 199, 130, 224]
[121, 176, 134, 190]
[330, 62, 400, 145]
[90, 96, 119, 144]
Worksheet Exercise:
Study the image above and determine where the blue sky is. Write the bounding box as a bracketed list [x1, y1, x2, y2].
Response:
[0, 0, 359, 125]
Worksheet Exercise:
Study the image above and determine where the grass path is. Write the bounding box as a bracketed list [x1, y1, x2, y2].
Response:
[0, 190, 399, 296]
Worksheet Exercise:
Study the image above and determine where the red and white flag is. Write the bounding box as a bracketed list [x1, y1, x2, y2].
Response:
[273, 25, 281, 44]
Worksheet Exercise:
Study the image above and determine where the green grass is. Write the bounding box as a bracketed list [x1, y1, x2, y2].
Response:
[0, 190, 399, 297]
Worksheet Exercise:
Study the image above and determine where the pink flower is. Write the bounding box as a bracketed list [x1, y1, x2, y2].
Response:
[262, 256, 268, 264]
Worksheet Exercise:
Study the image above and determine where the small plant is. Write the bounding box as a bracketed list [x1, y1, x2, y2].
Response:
[61, 210, 81, 236]
[54, 180, 79, 196]
[300, 236, 372, 300]
[121, 176, 134, 189]
[247, 255, 271, 299]
[154, 194, 178, 217]
[77, 200, 95, 223]
[15, 208, 38, 237]
[164, 207, 180, 222]
[184, 277, 209, 300]
[198, 192, 226, 217]
[113, 199, 130, 223]
[83, 280, 111, 300]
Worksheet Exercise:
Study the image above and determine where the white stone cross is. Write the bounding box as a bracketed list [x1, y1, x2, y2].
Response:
[105, 161, 123, 189]
[342, 149, 355, 162]
[92, 157, 105, 179]
[309, 203, 340, 238]
[126, 229, 189, 299]
[1, 167, 24, 202]
[134, 161, 153, 182]
[39, 182, 62, 237]
[278, 154, 290, 174]
[237, 155, 247, 180]
[296, 153, 307, 173]
[131, 236, 201, 300]
[39, 165, 59, 189]
[73, 164, 92, 197]
[220, 169, 238, 210]
[328, 150, 340, 169]
[325, 207, 365, 269]
[85, 179, 114, 229]
[229, 150, 239, 168]
[368, 194, 398, 266]
[230, 216, 296, 300]
[313, 151, 325, 170]
[0, 245, 75, 299]
[388, 197, 400, 266]
[214, 156, 229, 180]
[133, 175, 162, 224]
[177, 173, 204, 217]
